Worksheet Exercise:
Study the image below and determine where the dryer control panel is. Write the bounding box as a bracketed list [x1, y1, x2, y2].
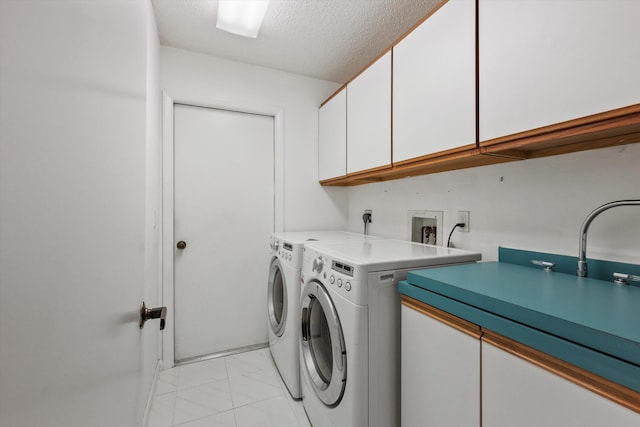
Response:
[273, 238, 304, 269]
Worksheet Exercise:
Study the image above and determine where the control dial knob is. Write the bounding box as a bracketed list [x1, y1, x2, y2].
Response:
[312, 257, 324, 273]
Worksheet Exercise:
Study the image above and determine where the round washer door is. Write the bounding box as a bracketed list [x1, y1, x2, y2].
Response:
[300, 280, 347, 407]
[267, 258, 287, 337]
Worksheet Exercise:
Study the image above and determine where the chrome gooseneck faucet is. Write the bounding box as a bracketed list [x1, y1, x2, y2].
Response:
[577, 199, 640, 277]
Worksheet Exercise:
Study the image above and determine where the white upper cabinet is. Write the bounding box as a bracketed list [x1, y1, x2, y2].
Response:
[347, 51, 392, 174]
[479, 0, 640, 142]
[318, 88, 346, 181]
[393, 0, 476, 164]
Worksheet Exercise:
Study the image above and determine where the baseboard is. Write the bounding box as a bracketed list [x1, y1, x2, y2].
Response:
[142, 359, 163, 427]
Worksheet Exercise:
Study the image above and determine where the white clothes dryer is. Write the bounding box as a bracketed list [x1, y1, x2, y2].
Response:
[299, 239, 481, 427]
[267, 231, 381, 399]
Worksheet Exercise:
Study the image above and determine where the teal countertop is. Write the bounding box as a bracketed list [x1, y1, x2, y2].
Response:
[400, 254, 640, 392]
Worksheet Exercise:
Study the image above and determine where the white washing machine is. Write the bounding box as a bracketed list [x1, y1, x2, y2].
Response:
[299, 239, 481, 427]
[267, 231, 381, 399]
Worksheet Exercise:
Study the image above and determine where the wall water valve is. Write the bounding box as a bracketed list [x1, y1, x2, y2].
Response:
[363, 209, 372, 235]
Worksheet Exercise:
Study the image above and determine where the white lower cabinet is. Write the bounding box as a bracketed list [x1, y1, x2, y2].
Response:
[482, 341, 640, 427]
[401, 298, 640, 427]
[401, 303, 480, 427]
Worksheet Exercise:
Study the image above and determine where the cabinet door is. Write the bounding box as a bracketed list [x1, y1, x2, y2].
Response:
[318, 89, 346, 181]
[401, 304, 480, 427]
[347, 51, 391, 174]
[479, 0, 640, 142]
[393, 0, 476, 163]
[482, 342, 640, 427]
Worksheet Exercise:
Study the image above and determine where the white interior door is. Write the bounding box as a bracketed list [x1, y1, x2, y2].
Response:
[0, 2, 151, 426]
[174, 104, 274, 361]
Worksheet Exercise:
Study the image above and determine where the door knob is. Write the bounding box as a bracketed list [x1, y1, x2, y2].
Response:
[176, 241, 187, 250]
[140, 302, 167, 330]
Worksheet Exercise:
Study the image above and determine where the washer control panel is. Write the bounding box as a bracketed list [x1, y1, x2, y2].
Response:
[303, 248, 366, 305]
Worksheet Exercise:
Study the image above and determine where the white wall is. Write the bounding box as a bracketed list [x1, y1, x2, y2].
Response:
[160, 46, 346, 232]
[348, 144, 640, 264]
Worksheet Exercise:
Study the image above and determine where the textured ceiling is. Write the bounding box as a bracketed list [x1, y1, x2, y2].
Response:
[151, 0, 442, 84]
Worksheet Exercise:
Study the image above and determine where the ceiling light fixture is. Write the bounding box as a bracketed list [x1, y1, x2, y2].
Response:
[216, 0, 270, 38]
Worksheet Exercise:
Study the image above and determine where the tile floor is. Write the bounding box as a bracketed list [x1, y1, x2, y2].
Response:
[147, 348, 311, 427]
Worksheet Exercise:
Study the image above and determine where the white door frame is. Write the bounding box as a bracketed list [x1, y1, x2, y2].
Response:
[161, 91, 285, 367]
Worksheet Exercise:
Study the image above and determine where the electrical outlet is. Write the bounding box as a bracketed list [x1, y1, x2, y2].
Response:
[458, 211, 470, 232]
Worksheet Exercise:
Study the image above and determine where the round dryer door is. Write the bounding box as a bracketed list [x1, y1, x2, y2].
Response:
[267, 258, 287, 337]
[300, 280, 347, 407]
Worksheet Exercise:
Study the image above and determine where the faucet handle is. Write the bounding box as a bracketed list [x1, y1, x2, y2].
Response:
[612, 272, 640, 285]
[531, 260, 556, 272]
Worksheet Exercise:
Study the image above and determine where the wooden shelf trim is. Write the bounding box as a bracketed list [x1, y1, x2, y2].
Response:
[401, 295, 482, 340]
[482, 103, 640, 158]
[320, 145, 513, 186]
[321, 103, 640, 186]
[483, 330, 640, 414]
